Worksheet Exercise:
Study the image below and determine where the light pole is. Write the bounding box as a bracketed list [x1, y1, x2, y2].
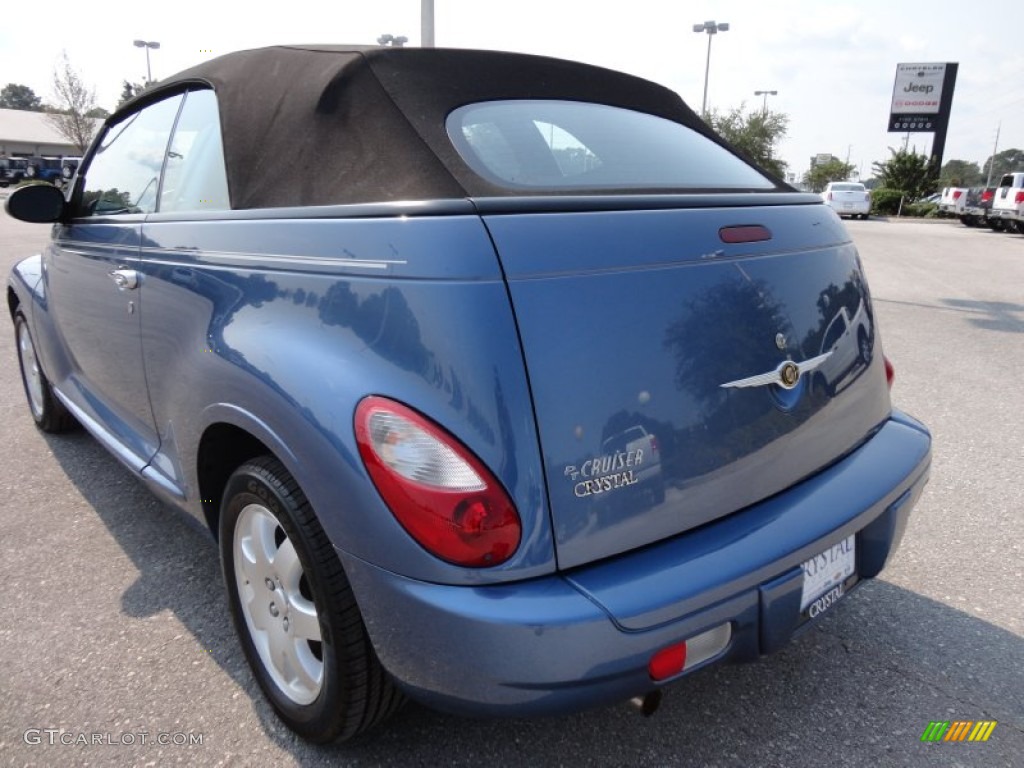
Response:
[133, 40, 160, 83]
[754, 89, 777, 117]
[693, 20, 729, 117]
[422, 0, 435, 47]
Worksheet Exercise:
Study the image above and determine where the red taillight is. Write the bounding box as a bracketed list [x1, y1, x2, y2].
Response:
[981, 189, 994, 202]
[884, 356, 895, 389]
[1015, 191, 1024, 204]
[649, 435, 661, 454]
[649, 643, 687, 681]
[952, 190, 962, 200]
[354, 396, 521, 567]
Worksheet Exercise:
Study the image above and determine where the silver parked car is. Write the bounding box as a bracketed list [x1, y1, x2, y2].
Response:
[822, 181, 870, 220]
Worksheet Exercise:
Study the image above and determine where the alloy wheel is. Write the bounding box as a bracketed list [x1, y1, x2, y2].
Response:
[233, 502, 323, 705]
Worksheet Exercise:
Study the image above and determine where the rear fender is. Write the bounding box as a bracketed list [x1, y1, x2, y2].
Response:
[138, 214, 556, 586]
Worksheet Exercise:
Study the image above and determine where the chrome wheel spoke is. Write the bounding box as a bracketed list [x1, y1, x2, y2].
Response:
[237, 508, 278, 586]
[288, 597, 321, 643]
[242, 585, 270, 632]
[288, 641, 323, 696]
[273, 538, 302, 593]
[266, 621, 291, 668]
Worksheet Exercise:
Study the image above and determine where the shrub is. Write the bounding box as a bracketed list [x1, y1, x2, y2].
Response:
[870, 187, 905, 215]
[901, 202, 939, 218]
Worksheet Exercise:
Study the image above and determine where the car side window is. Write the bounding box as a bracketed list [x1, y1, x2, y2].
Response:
[78, 94, 184, 217]
[532, 120, 602, 178]
[158, 89, 230, 212]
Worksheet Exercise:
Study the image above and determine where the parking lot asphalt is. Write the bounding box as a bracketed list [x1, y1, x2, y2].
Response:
[0, 212, 1021, 767]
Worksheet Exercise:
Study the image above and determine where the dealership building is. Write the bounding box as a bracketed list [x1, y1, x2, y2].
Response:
[0, 108, 99, 157]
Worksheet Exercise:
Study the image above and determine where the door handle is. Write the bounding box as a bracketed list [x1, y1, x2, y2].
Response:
[108, 269, 139, 291]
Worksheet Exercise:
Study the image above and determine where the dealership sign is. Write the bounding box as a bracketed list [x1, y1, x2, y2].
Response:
[888, 62, 958, 132]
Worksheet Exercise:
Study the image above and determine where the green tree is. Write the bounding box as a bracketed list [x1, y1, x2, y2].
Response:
[871, 148, 937, 201]
[707, 104, 789, 179]
[802, 159, 855, 192]
[981, 148, 1024, 184]
[46, 51, 100, 154]
[939, 159, 983, 188]
[116, 80, 146, 109]
[0, 83, 43, 111]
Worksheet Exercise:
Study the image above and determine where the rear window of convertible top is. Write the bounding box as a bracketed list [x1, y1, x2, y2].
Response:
[447, 100, 775, 191]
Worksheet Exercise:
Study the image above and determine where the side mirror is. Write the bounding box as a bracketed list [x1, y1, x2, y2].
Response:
[4, 183, 66, 223]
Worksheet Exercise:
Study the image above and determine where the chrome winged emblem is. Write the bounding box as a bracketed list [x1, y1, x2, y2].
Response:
[720, 351, 833, 391]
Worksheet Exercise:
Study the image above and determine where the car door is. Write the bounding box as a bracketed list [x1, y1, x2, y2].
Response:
[136, 88, 232, 494]
[46, 93, 184, 469]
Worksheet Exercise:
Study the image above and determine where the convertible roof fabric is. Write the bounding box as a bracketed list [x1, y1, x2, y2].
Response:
[114, 45, 775, 208]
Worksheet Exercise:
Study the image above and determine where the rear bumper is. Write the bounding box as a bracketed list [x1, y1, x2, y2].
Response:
[341, 412, 931, 717]
[829, 201, 871, 216]
[990, 208, 1021, 221]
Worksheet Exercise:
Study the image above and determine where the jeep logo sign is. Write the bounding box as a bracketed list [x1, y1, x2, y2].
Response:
[888, 62, 957, 134]
[891, 63, 946, 115]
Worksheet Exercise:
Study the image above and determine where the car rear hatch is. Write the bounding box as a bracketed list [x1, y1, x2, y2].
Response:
[481, 198, 892, 569]
[829, 185, 869, 210]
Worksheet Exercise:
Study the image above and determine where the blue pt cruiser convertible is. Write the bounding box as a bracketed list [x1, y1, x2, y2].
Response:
[6, 45, 931, 742]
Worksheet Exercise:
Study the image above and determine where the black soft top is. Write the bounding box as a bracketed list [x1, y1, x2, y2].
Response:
[115, 45, 764, 209]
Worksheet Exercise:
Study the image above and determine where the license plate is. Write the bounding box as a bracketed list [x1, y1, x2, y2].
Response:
[800, 535, 855, 617]
[843, 203, 853, 209]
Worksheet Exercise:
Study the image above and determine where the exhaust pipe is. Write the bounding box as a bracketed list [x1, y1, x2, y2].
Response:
[628, 690, 663, 717]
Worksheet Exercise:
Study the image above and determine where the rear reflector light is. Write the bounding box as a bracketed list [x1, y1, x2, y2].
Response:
[953, 190, 962, 200]
[355, 396, 521, 567]
[1015, 191, 1024, 204]
[884, 356, 895, 389]
[648, 623, 731, 681]
[719, 225, 772, 243]
[649, 643, 686, 681]
[982, 190, 994, 202]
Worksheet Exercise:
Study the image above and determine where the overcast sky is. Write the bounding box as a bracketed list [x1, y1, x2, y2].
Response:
[2, 0, 1022, 179]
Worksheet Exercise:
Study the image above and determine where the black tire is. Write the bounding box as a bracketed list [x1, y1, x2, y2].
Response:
[857, 328, 871, 364]
[14, 312, 76, 433]
[220, 456, 403, 743]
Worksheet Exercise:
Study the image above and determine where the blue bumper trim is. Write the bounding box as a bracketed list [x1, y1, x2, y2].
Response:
[340, 414, 930, 717]
[565, 416, 930, 631]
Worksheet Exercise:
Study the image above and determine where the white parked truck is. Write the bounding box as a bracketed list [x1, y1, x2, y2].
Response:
[989, 172, 1024, 233]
